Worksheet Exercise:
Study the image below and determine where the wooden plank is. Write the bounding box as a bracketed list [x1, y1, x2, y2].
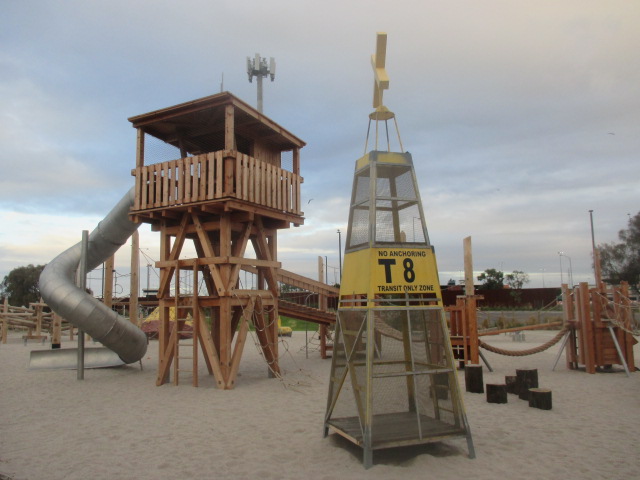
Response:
[235, 153, 241, 201]
[242, 154, 249, 201]
[156, 305, 177, 386]
[199, 155, 207, 202]
[226, 221, 253, 293]
[226, 296, 254, 388]
[191, 157, 200, 202]
[292, 147, 300, 176]
[248, 157, 255, 203]
[207, 152, 215, 199]
[153, 163, 161, 207]
[177, 158, 185, 205]
[266, 163, 273, 208]
[136, 128, 145, 168]
[140, 167, 148, 210]
[162, 161, 169, 206]
[196, 308, 225, 389]
[157, 215, 189, 297]
[184, 156, 192, 203]
[276, 169, 282, 211]
[167, 160, 175, 205]
[224, 104, 234, 151]
[133, 167, 141, 210]
[215, 151, 223, 198]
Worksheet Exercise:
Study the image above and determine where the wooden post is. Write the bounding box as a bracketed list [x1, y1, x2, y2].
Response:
[464, 364, 484, 393]
[104, 255, 115, 309]
[1, 297, 8, 344]
[463, 236, 474, 297]
[130, 230, 140, 325]
[579, 282, 596, 373]
[486, 384, 507, 404]
[52, 313, 62, 348]
[516, 368, 539, 400]
[528, 388, 552, 410]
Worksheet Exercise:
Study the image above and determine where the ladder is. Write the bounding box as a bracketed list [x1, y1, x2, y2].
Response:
[172, 265, 200, 387]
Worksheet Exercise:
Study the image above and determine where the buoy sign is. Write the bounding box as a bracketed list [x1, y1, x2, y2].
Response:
[374, 249, 439, 294]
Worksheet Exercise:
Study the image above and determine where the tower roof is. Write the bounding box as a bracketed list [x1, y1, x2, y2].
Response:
[128, 91, 305, 155]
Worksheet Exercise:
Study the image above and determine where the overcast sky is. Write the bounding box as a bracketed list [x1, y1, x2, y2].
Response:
[1, 0, 638, 294]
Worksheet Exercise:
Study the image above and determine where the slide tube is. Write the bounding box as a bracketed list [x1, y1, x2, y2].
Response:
[39, 187, 147, 364]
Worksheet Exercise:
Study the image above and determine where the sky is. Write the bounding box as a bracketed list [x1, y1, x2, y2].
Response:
[1, 0, 638, 295]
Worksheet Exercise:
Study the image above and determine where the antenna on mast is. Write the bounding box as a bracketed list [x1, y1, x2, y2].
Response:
[246, 53, 276, 113]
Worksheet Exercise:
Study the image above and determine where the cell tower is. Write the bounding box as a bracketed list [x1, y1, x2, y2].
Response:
[247, 53, 275, 113]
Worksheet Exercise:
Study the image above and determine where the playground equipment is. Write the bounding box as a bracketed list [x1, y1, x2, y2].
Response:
[127, 91, 332, 388]
[1, 298, 53, 344]
[38, 189, 147, 365]
[323, 33, 474, 468]
[33, 90, 337, 383]
[559, 281, 636, 375]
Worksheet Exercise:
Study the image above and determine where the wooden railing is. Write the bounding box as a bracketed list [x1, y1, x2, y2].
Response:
[133, 150, 302, 216]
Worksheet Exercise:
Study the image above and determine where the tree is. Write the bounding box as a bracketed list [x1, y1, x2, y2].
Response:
[506, 270, 530, 303]
[505, 270, 530, 290]
[0, 264, 46, 307]
[477, 268, 504, 289]
[598, 212, 640, 294]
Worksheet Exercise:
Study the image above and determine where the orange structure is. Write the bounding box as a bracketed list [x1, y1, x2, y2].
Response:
[562, 281, 636, 374]
[446, 295, 481, 367]
[128, 92, 307, 388]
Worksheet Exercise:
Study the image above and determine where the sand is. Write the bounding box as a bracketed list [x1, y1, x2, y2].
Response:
[1, 329, 639, 480]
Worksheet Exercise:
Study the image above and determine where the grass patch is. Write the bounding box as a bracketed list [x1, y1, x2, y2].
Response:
[279, 316, 321, 331]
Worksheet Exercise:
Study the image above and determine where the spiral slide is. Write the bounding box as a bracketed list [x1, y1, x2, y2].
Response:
[33, 187, 147, 369]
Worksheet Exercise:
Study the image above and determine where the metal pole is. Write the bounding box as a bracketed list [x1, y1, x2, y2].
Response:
[589, 210, 597, 282]
[77, 230, 89, 380]
[558, 252, 564, 286]
[337, 229, 342, 283]
[257, 74, 263, 113]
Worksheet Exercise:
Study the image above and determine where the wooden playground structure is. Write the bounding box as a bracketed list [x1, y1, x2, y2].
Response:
[127, 91, 338, 388]
[443, 280, 636, 374]
[561, 281, 636, 374]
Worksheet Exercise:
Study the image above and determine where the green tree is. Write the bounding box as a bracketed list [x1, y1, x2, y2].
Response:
[477, 268, 504, 289]
[0, 264, 46, 307]
[505, 270, 530, 290]
[599, 212, 640, 294]
[506, 270, 530, 303]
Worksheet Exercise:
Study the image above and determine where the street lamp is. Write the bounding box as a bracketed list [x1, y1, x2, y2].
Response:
[558, 251, 573, 287]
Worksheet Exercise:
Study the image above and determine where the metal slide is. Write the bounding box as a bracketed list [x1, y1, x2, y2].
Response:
[38, 187, 147, 364]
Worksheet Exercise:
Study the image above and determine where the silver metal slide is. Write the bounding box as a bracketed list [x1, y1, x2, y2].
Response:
[38, 187, 147, 364]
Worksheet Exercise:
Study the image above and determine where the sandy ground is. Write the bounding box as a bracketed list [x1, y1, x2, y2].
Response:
[1, 328, 639, 480]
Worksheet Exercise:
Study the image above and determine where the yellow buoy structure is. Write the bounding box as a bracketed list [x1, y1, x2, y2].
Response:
[323, 32, 475, 468]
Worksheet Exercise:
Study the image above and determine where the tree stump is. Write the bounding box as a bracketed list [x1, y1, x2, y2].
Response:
[486, 383, 508, 404]
[505, 375, 518, 394]
[465, 364, 484, 393]
[528, 388, 552, 410]
[516, 368, 538, 400]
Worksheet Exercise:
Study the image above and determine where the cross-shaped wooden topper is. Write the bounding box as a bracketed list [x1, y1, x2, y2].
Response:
[371, 32, 390, 108]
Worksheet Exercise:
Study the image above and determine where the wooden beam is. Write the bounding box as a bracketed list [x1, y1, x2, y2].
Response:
[130, 230, 139, 325]
[104, 256, 114, 308]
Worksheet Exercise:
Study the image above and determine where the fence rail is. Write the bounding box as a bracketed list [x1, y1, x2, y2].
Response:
[133, 151, 302, 215]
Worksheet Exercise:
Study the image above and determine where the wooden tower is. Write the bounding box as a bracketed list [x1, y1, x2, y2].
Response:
[323, 33, 474, 468]
[128, 92, 305, 388]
